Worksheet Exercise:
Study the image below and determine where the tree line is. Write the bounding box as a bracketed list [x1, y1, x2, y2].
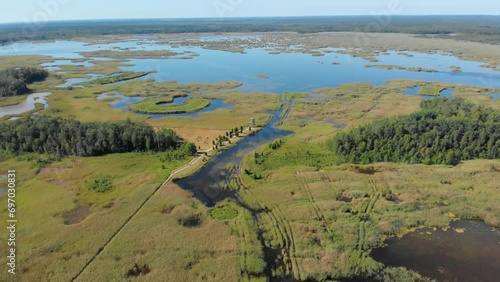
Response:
[1, 16, 498, 45]
[328, 98, 500, 166]
[0, 115, 193, 157]
[0, 67, 48, 97]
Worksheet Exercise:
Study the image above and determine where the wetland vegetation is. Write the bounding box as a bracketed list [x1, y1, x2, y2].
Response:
[0, 20, 498, 282]
[128, 96, 211, 114]
[80, 71, 152, 86]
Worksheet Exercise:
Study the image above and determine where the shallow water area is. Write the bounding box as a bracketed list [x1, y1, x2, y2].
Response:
[371, 220, 500, 282]
[401, 86, 456, 99]
[0, 92, 52, 118]
[56, 74, 106, 88]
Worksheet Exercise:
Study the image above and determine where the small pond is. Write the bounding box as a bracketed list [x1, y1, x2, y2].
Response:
[401, 86, 456, 99]
[371, 220, 500, 282]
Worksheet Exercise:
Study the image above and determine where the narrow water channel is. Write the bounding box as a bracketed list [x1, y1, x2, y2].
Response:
[175, 108, 291, 206]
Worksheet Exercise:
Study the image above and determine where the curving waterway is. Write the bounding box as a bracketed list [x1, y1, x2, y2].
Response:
[176, 109, 291, 206]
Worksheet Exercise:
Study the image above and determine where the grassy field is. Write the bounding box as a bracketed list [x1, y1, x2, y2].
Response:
[0, 152, 194, 282]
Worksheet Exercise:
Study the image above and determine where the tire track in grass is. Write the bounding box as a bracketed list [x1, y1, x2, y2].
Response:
[356, 177, 380, 252]
[238, 183, 298, 280]
[272, 203, 301, 280]
[295, 172, 328, 225]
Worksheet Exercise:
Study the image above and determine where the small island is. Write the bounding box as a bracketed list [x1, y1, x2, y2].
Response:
[418, 85, 446, 96]
[255, 74, 270, 79]
[366, 64, 439, 73]
[128, 95, 211, 114]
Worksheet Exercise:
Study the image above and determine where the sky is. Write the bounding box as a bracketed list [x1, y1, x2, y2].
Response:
[1, 0, 498, 24]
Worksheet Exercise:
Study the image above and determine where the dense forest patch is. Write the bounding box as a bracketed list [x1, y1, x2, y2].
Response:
[0, 115, 193, 157]
[0, 67, 48, 97]
[329, 98, 500, 165]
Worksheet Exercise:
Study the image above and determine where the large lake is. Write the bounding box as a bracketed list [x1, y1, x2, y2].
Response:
[1, 39, 499, 93]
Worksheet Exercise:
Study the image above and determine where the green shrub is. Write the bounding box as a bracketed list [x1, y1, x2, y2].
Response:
[85, 174, 114, 193]
[210, 204, 239, 220]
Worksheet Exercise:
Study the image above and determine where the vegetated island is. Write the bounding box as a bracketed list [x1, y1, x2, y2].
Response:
[77, 50, 199, 60]
[255, 74, 270, 79]
[128, 96, 211, 114]
[329, 98, 499, 165]
[0, 67, 48, 97]
[81, 71, 153, 86]
[418, 85, 447, 96]
[366, 64, 439, 73]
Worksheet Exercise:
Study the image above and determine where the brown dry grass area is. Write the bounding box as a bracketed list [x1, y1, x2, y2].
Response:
[170, 127, 226, 150]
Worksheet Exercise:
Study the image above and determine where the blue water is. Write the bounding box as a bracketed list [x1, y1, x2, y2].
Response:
[1, 39, 499, 93]
[401, 86, 456, 100]
[373, 51, 486, 73]
[122, 48, 500, 92]
[440, 89, 455, 98]
[56, 74, 105, 88]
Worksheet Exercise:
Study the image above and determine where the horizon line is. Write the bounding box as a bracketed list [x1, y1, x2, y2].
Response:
[0, 14, 499, 25]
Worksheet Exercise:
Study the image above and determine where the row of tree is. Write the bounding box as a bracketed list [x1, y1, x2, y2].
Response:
[1, 16, 499, 44]
[328, 98, 499, 166]
[212, 126, 247, 150]
[0, 67, 48, 97]
[0, 115, 190, 157]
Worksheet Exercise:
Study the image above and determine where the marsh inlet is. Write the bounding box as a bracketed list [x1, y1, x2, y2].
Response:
[175, 110, 291, 207]
[371, 220, 500, 282]
[0, 92, 52, 118]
